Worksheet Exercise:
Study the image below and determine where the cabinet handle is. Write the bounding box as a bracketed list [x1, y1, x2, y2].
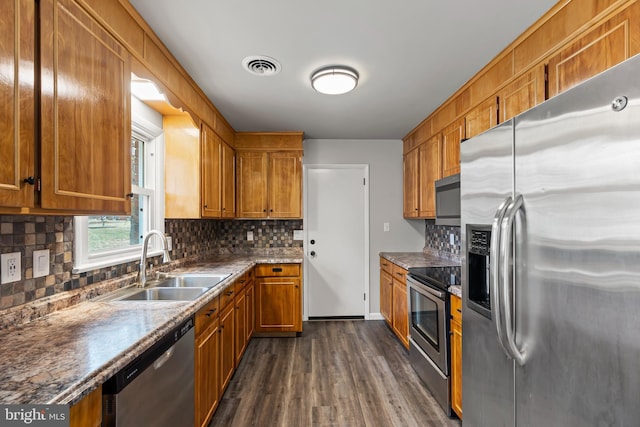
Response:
[226, 290, 234, 296]
[23, 176, 36, 185]
[272, 267, 283, 273]
[396, 272, 403, 276]
[205, 308, 217, 317]
[240, 279, 245, 283]
[457, 308, 462, 313]
[125, 192, 133, 198]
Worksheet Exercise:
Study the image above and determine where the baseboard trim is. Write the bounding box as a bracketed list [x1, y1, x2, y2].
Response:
[368, 312, 384, 321]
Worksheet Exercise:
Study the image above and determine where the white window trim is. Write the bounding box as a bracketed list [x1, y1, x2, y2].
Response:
[73, 105, 165, 274]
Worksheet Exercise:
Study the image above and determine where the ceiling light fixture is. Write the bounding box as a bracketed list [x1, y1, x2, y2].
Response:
[311, 66, 359, 95]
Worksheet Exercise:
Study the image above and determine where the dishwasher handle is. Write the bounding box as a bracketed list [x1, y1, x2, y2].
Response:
[153, 346, 175, 370]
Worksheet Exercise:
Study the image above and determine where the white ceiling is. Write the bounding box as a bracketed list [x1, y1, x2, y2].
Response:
[129, 0, 558, 140]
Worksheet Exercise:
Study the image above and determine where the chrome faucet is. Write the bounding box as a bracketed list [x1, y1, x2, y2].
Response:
[138, 230, 172, 287]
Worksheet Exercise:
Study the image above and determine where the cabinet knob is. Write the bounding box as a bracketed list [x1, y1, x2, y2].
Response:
[226, 290, 234, 296]
[204, 204, 208, 208]
[263, 209, 267, 212]
[24, 176, 36, 185]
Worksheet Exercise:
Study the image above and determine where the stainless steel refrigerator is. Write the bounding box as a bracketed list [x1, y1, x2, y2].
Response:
[460, 53, 640, 426]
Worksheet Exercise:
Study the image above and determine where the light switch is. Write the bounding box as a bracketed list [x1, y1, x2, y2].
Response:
[293, 230, 303, 241]
[33, 249, 50, 278]
[383, 222, 390, 232]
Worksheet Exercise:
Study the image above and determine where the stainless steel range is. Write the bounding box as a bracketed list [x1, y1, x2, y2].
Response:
[406, 265, 460, 416]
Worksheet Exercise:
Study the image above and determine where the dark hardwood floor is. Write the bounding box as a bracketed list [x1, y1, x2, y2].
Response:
[209, 320, 461, 427]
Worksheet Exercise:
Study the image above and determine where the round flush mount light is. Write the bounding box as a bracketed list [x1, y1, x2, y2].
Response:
[311, 66, 359, 95]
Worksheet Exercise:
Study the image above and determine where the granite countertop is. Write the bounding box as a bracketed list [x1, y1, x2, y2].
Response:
[0, 253, 302, 406]
[379, 250, 462, 298]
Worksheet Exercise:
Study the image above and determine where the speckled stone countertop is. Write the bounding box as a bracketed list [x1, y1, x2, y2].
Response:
[0, 253, 302, 406]
[379, 250, 462, 298]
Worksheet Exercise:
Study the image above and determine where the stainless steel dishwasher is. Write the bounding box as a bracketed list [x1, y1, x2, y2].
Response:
[102, 316, 195, 427]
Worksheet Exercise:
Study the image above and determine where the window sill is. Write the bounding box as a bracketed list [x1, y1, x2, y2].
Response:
[72, 249, 164, 274]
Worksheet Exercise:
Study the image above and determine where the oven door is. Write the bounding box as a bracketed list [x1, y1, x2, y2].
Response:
[407, 275, 448, 375]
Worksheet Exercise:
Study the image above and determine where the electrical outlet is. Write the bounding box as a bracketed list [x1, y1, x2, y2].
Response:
[33, 249, 50, 278]
[1, 252, 21, 284]
[166, 236, 173, 251]
[450, 233, 455, 245]
[293, 230, 304, 241]
[247, 231, 254, 241]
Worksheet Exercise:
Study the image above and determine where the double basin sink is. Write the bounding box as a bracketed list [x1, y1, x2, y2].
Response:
[97, 273, 231, 302]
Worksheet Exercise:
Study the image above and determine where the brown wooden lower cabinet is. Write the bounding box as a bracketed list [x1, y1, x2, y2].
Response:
[234, 285, 248, 365]
[254, 263, 302, 333]
[379, 257, 409, 349]
[69, 386, 101, 427]
[450, 294, 463, 419]
[195, 317, 220, 427]
[219, 300, 235, 393]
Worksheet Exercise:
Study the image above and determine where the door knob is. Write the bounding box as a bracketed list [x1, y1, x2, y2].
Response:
[310, 251, 316, 257]
[310, 239, 315, 245]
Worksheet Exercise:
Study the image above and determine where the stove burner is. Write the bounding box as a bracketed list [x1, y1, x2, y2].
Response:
[408, 265, 461, 291]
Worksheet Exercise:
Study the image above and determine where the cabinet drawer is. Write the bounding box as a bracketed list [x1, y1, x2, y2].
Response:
[392, 264, 408, 282]
[234, 272, 251, 293]
[451, 294, 462, 323]
[254, 263, 300, 277]
[195, 295, 219, 337]
[380, 257, 392, 274]
[219, 285, 236, 309]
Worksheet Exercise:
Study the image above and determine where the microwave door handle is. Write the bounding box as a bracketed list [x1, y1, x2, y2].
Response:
[500, 194, 526, 366]
[490, 196, 511, 358]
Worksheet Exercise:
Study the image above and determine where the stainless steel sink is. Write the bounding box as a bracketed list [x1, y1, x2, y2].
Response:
[118, 287, 208, 301]
[150, 273, 230, 289]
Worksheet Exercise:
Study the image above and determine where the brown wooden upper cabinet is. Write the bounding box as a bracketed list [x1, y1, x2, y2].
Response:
[0, 0, 35, 209]
[2, 0, 131, 214]
[236, 151, 302, 218]
[201, 124, 235, 218]
[234, 132, 303, 219]
[402, 147, 420, 218]
[465, 97, 498, 139]
[498, 64, 546, 122]
[547, 2, 640, 98]
[441, 118, 465, 178]
[403, 133, 442, 219]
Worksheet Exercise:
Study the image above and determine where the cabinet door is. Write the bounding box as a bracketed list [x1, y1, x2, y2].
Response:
[195, 320, 220, 427]
[403, 148, 420, 218]
[268, 151, 302, 218]
[391, 278, 409, 349]
[465, 96, 498, 139]
[255, 277, 302, 332]
[498, 64, 546, 122]
[236, 151, 268, 218]
[418, 135, 441, 218]
[441, 118, 465, 178]
[450, 295, 463, 419]
[164, 114, 200, 218]
[234, 287, 247, 366]
[221, 141, 235, 218]
[246, 280, 255, 340]
[0, 0, 35, 208]
[547, 2, 640, 98]
[69, 386, 101, 427]
[40, 0, 131, 213]
[201, 124, 222, 218]
[219, 303, 235, 392]
[380, 269, 393, 324]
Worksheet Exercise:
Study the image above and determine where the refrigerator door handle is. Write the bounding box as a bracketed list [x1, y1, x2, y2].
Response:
[500, 194, 526, 366]
[490, 196, 512, 358]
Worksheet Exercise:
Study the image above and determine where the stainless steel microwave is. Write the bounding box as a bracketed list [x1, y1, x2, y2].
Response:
[435, 173, 460, 226]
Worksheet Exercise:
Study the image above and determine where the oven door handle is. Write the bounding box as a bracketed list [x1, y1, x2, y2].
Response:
[490, 196, 511, 359]
[499, 194, 526, 366]
[407, 276, 445, 300]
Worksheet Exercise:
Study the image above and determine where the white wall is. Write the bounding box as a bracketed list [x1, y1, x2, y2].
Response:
[303, 139, 424, 316]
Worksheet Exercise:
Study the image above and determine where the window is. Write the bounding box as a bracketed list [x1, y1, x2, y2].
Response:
[73, 97, 165, 272]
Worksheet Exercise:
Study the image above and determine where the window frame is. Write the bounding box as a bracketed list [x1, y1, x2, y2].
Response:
[73, 100, 165, 273]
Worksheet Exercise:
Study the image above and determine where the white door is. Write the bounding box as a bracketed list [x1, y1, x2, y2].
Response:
[305, 165, 368, 318]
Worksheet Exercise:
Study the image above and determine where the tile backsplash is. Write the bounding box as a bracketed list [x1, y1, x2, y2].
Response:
[0, 216, 302, 310]
[424, 219, 460, 257]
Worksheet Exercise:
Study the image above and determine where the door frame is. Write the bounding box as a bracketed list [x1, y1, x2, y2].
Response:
[303, 164, 370, 320]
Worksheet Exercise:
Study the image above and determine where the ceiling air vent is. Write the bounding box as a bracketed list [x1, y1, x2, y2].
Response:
[242, 56, 281, 76]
